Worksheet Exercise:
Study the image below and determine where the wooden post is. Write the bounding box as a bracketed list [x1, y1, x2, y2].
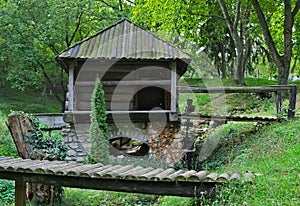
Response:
[288, 85, 297, 119]
[275, 91, 283, 116]
[68, 63, 75, 111]
[15, 181, 26, 206]
[170, 61, 178, 121]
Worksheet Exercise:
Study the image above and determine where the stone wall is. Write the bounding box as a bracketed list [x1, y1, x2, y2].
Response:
[62, 119, 207, 164]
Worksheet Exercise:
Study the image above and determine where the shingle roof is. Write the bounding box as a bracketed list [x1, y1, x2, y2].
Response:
[56, 19, 191, 61]
[0, 156, 253, 182]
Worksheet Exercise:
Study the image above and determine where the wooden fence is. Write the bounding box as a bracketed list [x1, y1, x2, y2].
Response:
[177, 85, 297, 119]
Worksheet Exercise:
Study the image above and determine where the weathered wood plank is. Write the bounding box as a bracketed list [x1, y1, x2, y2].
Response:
[0, 171, 217, 197]
[76, 80, 171, 86]
[7, 115, 32, 159]
[288, 85, 297, 119]
[15, 181, 26, 206]
[180, 114, 279, 122]
[177, 85, 294, 93]
[68, 63, 75, 111]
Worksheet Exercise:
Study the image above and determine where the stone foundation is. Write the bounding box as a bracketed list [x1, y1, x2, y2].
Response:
[62, 119, 207, 165]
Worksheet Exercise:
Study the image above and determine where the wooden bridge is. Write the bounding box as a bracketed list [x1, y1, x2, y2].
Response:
[0, 156, 254, 206]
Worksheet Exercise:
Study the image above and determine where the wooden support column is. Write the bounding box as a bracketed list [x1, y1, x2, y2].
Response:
[68, 63, 75, 111]
[15, 181, 26, 206]
[170, 61, 178, 121]
[275, 91, 282, 116]
[288, 85, 297, 119]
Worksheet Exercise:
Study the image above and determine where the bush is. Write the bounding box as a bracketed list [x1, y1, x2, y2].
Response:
[0, 180, 15, 205]
[89, 77, 109, 164]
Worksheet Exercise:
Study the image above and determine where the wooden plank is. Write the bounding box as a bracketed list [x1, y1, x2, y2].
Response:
[180, 114, 279, 122]
[75, 101, 134, 111]
[170, 62, 178, 121]
[177, 85, 294, 93]
[276, 91, 283, 115]
[288, 85, 297, 119]
[15, 181, 26, 206]
[69, 110, 172, 114]
[76, 80, 171, 86]
[7, 115, 31, 159]
[0, 171, 217, 197]
[68, 63, 75, 111]
[170, 62, 177, 112]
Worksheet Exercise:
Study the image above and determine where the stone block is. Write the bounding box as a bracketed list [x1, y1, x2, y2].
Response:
[69, 142, 79, 149]
[67, 149, 76, 157]
[76, 156, 86, 162]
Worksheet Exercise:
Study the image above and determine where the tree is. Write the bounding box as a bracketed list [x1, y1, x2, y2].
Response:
[0, 0, 130, 109]
[217, 0, 253, 85]
[89, 77, 110, 164]
[250, 0, 300, 85]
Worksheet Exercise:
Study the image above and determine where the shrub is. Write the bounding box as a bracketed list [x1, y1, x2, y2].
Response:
[89, 77, 109, 164]
[0, 180, 15, 205]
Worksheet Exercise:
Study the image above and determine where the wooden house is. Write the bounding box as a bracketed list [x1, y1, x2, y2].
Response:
[56, 19, 191, 123]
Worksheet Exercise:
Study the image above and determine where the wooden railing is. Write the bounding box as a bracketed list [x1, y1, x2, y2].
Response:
[177, 85, 298, 119]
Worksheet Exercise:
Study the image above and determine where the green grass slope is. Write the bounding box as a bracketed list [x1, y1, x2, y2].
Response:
[0, 84, 61, 115]
[204, 119, 300, 205]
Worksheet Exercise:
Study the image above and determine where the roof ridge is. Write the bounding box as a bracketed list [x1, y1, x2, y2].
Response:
[56, 18, 131, 59]
[56, 18, 191, 61]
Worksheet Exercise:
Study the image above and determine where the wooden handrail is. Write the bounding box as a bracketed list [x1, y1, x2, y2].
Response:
[178, 85, 297, 119]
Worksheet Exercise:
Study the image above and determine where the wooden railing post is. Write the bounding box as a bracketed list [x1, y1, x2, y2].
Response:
[15, 181, 26, 206]
[275, 91, 283, 116]
[288, 85, 297, 119]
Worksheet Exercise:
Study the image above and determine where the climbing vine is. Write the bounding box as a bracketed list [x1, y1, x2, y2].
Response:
[10, 111, 68, 161]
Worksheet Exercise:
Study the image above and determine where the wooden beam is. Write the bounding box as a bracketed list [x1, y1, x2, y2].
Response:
[68, 63, 75, 111]
[15, 181, 26, 206]
[276, 91, 283, 115]
[75, 80, 171, 86]
[0, 172, 216, 198]
[170, 62, 177, 112]
[170, 62, 178, 121]
[288, 85, 297, 119]
[180, 114, 279, 122]
[177, 85, 295, 93]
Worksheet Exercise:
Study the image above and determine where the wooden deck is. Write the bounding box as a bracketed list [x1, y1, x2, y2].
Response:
[0, 156, 254, 205]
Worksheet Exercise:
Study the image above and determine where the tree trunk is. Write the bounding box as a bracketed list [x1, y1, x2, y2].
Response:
[7, 114, 62, 205]
[218, 0, 246, 85]
[220, 43, 227, 78]
[251, 0, 300, 85]
[290, 57, 298, 78]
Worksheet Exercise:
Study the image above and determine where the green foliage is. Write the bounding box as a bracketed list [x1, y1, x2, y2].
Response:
[204, 119, 300, 205]
[0, 112, 18, 157]
[0, 83, 61, 115]
[62, 188, 158, 206]
[0, 180, 15, 205]
[199, 122, 258, 170]
[89, 77, 109, 164]
[0, 0, 131, 105]
[10, 111, 68, 160]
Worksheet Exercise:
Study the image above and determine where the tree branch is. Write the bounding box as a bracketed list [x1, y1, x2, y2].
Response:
[98, 0, 118, 10]
[68, 11, 84, 46]
[250, 0, 283, 68]
[39, 62, 63, 105]
[292, 0, 300, 18]
[218, 0, 233, 34]
[233, 0, 241, 30]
